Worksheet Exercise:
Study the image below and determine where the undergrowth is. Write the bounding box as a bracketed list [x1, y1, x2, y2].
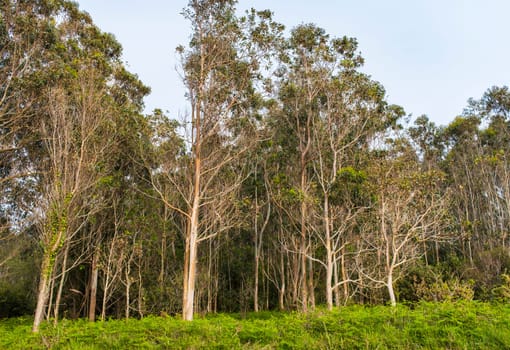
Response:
[1, 301, 509, 349]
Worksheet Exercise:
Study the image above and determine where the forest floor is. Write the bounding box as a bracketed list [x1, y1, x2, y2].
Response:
[1, 301, 509, 349]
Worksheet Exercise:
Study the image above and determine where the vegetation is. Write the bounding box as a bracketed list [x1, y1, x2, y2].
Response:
[1, 302, 509, 349]
[2, 1, 510, 343]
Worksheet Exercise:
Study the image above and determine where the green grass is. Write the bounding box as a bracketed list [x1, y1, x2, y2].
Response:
[1, 302, 509, 349]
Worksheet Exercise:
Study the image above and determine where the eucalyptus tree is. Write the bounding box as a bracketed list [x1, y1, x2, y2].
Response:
[359, 138, 449, 306]
[0, 0, 151, 331]
[270, 24, 335, 311]
[443, 87, 510, 293]
[441, 115, 484, 265]
[0, 0, 59, 250]
[150, 0, 282, 320]
[268, 23, 398, 310]
[310, 60, 401, 309]
[468, 86, 510, 250]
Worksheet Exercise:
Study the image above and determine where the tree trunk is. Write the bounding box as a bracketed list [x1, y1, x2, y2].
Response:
[159, 209, 167, 291]
[88, 248, 99, 321]
[279, 245, 285, 310]
[300, 156, 308, 312]
[333, 259, 341, 307]
[387, 270, 396, 307]
[324, 196, 333, 310]
[183, 198, 199, 321]
[308, 254, 315, 309]
[254, 247, 260, 312]
[54, 241, 70, 324]
[341, 247, 349, 302]
[46, 270, 55, 322]
[33, 253, 52, 332]
[254, 187, 260, 312]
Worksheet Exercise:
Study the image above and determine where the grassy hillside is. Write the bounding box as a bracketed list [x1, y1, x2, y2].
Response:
[1, 302, 509, 349]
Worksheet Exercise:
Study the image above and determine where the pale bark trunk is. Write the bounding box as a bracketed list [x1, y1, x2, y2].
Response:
[333, 259, 341, 307]
[341, 247, 349, 302]
[254, 249, 260, 312]
[54, 241, 70, 324]
[183, 199, 199, 321]
[387, 270, 396, 307]
[33, 254, 52, 332]
[182, 68, 202, 320]
[308, 254, 315, 310]
[279, 245, 285, 310]
[300, 229, 308, 311]
[324, 196, 333, 310]
[254, 188, 259, 312]
[291, 248, 299, 307]
[125, 282, 130, 319]
[300, 157, 308, 312]
[46, 272, 55, 322]
[137, 258, 144, 317]
[207, 240, 213, 313]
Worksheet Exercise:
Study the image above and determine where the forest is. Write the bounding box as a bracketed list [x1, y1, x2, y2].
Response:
[1, 0, 510, 337]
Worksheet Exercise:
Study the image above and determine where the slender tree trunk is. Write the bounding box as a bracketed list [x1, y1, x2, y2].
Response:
[341, 247, 349, 302]
[46, 270, 55, 322]
[254, 246, 260, 312]
[33, 253, 52, 332]
[387, 269, 396, 307]
[125, 261, 131, 319]
[308, 253, 315, 309]
[207, 240, 212, 313]
[290, 245, 299, 308]
[183, 199, 199, 321]
[182, 80, 202, 321]
[159, 208, 167, 290]
[101, 274, 109, 321]
[333, 258, 341, 307]
[88, 248, 99, 321]
[279, 244, 286, 310]
[254, 187, 260, 312]
[54, 241, 70, 324]
[324, 196, 333, 310]
[182, 222, 190, 318]
[137, 257, 144, 317]
[125, 282, 130, 319]
[300, 154, 308, 312]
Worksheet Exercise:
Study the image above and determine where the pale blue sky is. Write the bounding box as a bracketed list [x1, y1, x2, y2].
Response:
[77, 1, 510, 126]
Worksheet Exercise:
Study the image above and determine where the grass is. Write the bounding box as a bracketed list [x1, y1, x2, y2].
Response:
[1, 301, 509, 349]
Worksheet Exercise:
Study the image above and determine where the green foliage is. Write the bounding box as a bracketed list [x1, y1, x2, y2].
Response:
[415, 277, 475, 302]
[1, 302, 510, 349]
[491, 274, 510, 301]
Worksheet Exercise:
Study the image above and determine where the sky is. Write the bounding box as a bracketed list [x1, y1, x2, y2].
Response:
[76, 0, 510, 126]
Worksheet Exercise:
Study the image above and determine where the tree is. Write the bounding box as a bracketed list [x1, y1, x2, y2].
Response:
[359, 138, 449, 306]
[310, 60, 400, 310]
[0, 0, 152, 331]
[150, 0, 281, 320]
[33, 70, 116, 331]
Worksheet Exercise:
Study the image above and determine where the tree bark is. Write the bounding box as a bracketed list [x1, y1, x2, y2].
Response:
[54, 241, 70, 324]
[387, 270, 396, 307]
[33, 253, 52, 332]
[183, 198, 199, 321]
[324, 196, 333, 310]
[300, 153, 308, 312]
[88, 248, 99, 321]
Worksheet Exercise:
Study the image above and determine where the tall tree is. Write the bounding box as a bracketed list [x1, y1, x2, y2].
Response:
[359, 138, 449, 306]
[151, 0, 282, 320]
